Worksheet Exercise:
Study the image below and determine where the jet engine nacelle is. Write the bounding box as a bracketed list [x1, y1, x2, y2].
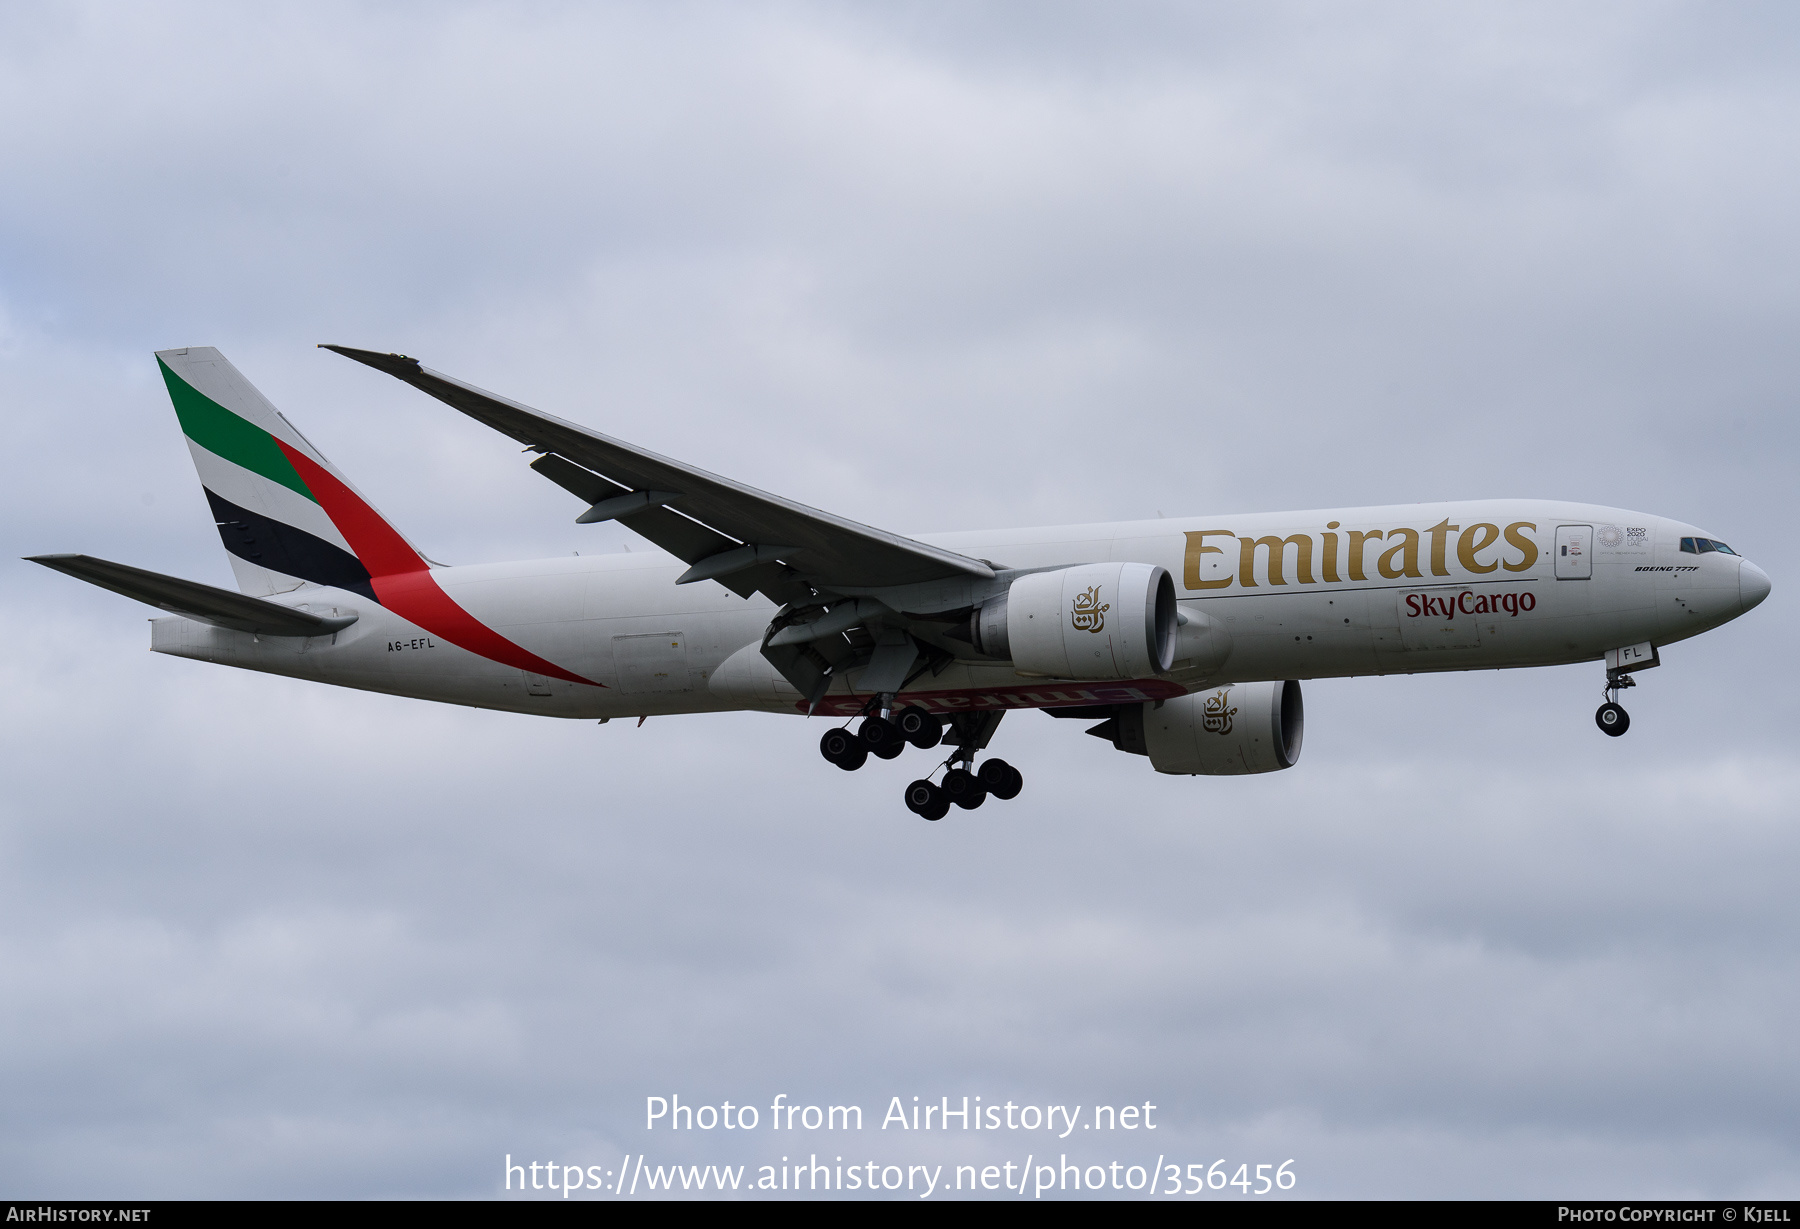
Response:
[974, 562, 1177, 680]
[1143, 679, 1304, 775]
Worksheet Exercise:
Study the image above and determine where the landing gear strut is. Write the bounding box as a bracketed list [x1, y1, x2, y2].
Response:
[1595, 668, 1634, 737]
[906, 710, 1024, 819]
[820, 703, 1024, 818]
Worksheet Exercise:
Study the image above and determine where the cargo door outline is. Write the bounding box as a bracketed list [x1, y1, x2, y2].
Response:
[613, 632, 691, 693]
[1398, 588, 1483, 651]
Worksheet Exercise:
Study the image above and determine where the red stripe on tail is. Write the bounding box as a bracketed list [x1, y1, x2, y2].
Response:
[277, 442, 599, 687]
[366, 570, 597, 686]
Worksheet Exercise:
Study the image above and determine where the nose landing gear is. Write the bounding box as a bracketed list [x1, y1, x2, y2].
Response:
[1595, 665, 1636, 738]
[1595, 643, 1659, 738]
[1595, 669, 1634, 737]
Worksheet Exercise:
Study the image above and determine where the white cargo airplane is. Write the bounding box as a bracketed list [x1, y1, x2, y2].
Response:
[32, 347, 1771, 819]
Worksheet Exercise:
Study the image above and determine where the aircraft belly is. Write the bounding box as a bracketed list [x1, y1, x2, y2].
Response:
[1187, 572, 1670, 682]
[243, 569, 764, 718]
[1192, 590, 1377, 682]
[322, 608, 609, 715]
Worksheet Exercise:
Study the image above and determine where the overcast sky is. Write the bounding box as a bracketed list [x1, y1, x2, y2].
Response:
[2, 0, 1796, 1199]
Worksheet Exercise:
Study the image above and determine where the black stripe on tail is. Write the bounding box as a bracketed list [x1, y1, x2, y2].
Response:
[204, 489, 377, 602]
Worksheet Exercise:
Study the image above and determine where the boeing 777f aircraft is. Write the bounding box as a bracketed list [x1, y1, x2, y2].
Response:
[32, 347, 1771, 819]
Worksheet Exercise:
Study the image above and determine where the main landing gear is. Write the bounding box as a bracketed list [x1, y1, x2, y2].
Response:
[819, 703, 941, 770]
[818, 699, 1024, 819]
[904, 755, 1024, 821]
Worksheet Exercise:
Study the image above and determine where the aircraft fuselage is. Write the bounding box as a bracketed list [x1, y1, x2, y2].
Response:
[148, 498, 1766, 720]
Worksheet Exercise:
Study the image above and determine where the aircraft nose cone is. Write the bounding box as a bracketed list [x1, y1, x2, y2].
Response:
[1740, 560, 1771, 612]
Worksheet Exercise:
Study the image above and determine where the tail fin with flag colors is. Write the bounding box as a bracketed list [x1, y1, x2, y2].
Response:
[156, 346, 423, 600]
[155, 347, 594, 686]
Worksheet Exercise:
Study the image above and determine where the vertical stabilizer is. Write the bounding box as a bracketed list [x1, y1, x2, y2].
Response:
[156, 347, 426, 598]
[153, 348, 597, 688]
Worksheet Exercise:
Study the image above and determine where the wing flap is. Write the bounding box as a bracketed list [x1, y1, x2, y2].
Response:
[531, 452, 800, 600]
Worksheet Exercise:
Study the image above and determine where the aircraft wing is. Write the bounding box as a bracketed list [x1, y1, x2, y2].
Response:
[320, 346, 995, 606]
[27, 554, 356, 636]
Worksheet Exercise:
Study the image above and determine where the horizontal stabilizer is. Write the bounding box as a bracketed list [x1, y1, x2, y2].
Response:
[27, 554, 356, 636]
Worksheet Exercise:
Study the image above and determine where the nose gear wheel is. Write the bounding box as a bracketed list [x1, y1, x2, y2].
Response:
[1595, 664, 1637, 738]
[1595, 701, 1629, 736]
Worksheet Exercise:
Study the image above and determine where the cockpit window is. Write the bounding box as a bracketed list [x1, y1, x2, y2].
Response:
[1680, 537, 1698, 554]
[1695, 538, 1718, 553]
[1707, 540, 1737, 556]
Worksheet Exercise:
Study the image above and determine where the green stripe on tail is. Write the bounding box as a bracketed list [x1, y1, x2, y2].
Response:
[158, 357, 316, 503]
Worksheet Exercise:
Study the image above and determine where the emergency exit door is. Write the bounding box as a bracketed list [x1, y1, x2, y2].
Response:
[1554, 525, 1593, 579]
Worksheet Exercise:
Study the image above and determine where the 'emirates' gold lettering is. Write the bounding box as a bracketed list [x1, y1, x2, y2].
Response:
[1175, 518, 1544, 591]
[1348, 529, 1384, 582]
[1182, 530, 1234, 590]
[1427, 519, 1459, 577]
[1238, 534, 1315, 587]
[1458, 523, 1500, 573]
[1322, 522, 1341, 583]
[1502, 521, 1538, 572]
[1378, 527, 1422, 579]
